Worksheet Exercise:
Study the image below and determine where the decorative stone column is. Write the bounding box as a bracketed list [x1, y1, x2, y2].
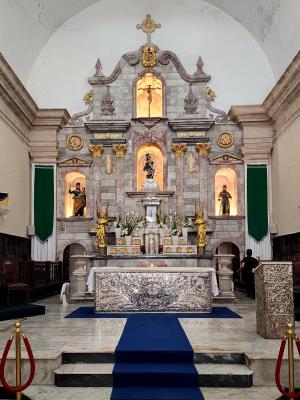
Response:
[214, 254, 236, 301]
[195, 143, 211, 208]
[89, 144, 104, 216]
[255, 261, 294, 339]
[113, 144, 127, 215]
[172, 144, 187, 213]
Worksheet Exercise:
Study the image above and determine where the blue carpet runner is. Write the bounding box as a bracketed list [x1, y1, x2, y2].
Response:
[110, 314, 204, 400]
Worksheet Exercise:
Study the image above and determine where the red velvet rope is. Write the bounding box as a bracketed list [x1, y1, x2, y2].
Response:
[275, 337, 300, 399]
[0, 334, 35, 393]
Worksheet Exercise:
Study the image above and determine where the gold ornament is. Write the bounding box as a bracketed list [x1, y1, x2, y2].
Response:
[136, 14, 161, 44]
[195, 143, 212, 157]
[141, 46, 157, 67]
[205, 86, 216, 100]
[187, 152, 197, 173]
[89, 144, 104, 159]
[83, 90, 93, 101]
[67, 135, 84, 151]
[95, 202, 109, 249]
[112, 144, 127, 158]
[195, 210, 207, 251]
[172, 143, 187, 157]
[105, 154, 113, 175]
[217, 132, 234, 148]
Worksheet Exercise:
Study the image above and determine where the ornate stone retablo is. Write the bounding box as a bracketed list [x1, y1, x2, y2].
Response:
[217, 131, 234, 148]
[66, 135, 84, 151]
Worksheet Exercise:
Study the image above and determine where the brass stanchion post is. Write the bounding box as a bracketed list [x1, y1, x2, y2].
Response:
[287, 323, 295, 396]
[15, 321, 22, 400]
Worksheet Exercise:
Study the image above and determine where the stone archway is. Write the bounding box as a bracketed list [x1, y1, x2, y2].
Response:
[62, 242, 87, 283]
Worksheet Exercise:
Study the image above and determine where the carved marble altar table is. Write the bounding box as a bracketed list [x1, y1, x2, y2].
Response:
[94, 267, 215, 313]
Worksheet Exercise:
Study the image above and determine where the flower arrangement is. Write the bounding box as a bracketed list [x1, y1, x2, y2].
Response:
[180, 215, 194, 227]
[121, 214, 136, 236]
[170, 219, 180, 236]
[115, 215, 123, 228]
[156, 210, 168, 228]
[135, 213, 145, 229]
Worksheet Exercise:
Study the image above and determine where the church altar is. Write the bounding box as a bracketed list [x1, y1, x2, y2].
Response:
[94, 267, 215, 313]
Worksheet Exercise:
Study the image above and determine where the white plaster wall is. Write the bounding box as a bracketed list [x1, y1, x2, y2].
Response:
[26, 0, 275, 115]
[272, 117, 300, 236]
[0, 120, 31, 238]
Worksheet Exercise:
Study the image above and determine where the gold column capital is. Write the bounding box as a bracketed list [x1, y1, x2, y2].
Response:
[172, 143, 187, 157]
[195, 143, 212, 157]
[112, 144, 128, 158]
[89, 144, 104, 159]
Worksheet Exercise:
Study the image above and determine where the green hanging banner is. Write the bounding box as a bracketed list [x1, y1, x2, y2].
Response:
[247, 165, 268, 241]
[34, 166, 54, 242]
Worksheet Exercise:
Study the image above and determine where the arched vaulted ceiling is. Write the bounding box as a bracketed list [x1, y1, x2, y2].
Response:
[0, 0, 299, 112]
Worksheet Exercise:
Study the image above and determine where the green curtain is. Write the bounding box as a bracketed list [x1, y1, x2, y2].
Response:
[247, 165, 268, 241]
[34, 166, 54, 242]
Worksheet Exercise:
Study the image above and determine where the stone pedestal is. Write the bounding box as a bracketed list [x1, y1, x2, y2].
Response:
[255, 261, 294, 339]
[215, 254, 236, 301]
[142, 196, 161, 254]
[72, 268, 88, 298]
[70, 255, 91, 299]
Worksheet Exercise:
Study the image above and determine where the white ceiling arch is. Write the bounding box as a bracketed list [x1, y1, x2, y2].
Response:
[0, 0, 299, 112]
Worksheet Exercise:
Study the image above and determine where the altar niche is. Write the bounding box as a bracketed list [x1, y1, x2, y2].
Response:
[215, 168, 237, 216]
[136, 143, 164, 191]
[64, 171, 86, 218]
[135, 72, 163, 118]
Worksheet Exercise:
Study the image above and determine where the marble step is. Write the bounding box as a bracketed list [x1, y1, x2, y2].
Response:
[62, 351, 245, 365]
[24, 386, 281, 400]
[54, 362, 253, 388]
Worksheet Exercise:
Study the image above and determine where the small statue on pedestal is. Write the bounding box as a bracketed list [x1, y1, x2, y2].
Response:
[141, 153, 159, 192]
[218, 185, 232, 216]
[195, 210, 207, 255]
[69, 182, 86, 216]
[143, 153, 155, 179]
[95, 202, 109, 250]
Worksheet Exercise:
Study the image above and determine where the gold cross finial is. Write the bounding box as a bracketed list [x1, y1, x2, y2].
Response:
[136, 14, 161, 44]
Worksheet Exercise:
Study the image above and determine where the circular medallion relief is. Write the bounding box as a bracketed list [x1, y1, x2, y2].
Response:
[67, 135, 84, 151]
[217, 132, 234, 148]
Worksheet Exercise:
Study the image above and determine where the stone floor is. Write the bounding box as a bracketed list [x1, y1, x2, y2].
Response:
[0, 292, 296, 400]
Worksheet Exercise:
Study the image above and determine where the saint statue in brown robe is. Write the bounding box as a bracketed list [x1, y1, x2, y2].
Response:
[218, 185, 232, 216]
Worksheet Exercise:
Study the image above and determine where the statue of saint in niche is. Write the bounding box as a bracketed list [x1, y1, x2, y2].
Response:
[69, 182, 86, 216]
[218, 185, 232, 216]
[143, 153, 155, 179]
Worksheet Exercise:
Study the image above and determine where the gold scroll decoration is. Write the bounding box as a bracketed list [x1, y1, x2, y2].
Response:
[217, 131, 234, 148]
[112, 144, 128, 158]
[172, 143, 187, 158]
[195, 143, 212, 157]
[67, 135, 84, 151]
[89, 144, 104, 159]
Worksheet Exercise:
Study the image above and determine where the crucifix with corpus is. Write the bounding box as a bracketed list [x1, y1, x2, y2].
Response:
[138, 82, 161, 118]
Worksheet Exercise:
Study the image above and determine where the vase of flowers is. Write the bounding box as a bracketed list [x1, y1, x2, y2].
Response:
[134, 213, 145, 237]
[171, 219, 180, 245]
[180, 216, 194, 238]
[157, 210, 168, 241]
[121, 214, 136, 245]
[115, 215, 123, 239]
